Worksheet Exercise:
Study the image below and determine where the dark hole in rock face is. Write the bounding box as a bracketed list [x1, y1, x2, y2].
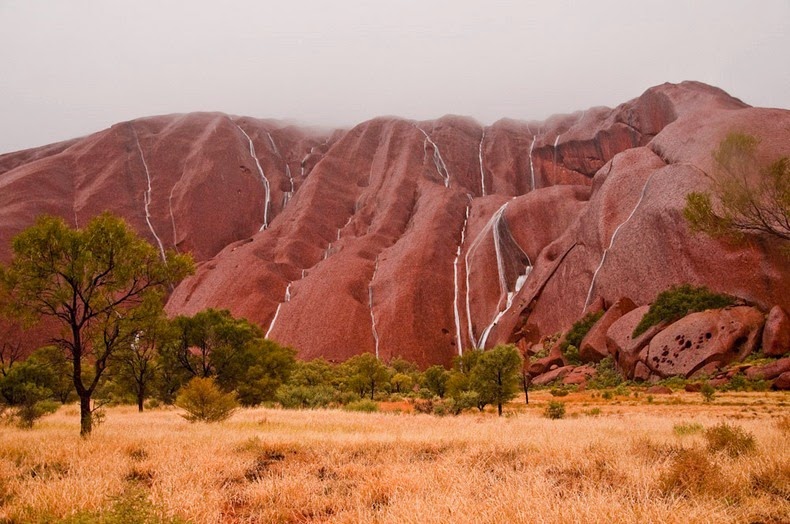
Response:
[705, 333, 712, 339]
[441, 328, 449, 335]
[684, 340, 692, 349]
[733, 336, 748, 351]
[675, 335, 682, 341]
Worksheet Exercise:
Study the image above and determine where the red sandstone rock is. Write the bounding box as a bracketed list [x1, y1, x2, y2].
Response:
[1, 82, 789, 368]
[762, 306, 790, 357]
[562, 365, 597, 385]
[604, 306, 664, 377]
[532, 365, 575, 386]
[645, 385, 673, 395]
[773, 372, 790, 390]
[745, 358, 790, 380]
[579, 297, 637, 363]
[642, 306, 765, 378]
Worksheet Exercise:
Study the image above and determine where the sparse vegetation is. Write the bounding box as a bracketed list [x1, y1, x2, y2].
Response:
[633, 284, 736, 337]
[544, 400, 566, 419]
[703, 422, 757, 457]
[175, 377, 238, 422]
[0, 391, 785, 523]
[560, 311, 603, 364]
[684, 132, 790, 253]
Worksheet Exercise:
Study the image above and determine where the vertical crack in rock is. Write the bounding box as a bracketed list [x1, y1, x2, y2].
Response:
[584, 169, 659, 310]
[132, 125, 167, 262]
[234, 123, 271, 231]
[453, 201, 472, 355]
[416, 126, 450, 188]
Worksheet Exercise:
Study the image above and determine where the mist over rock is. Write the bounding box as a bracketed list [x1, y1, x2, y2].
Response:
[1, 81, 788, 367]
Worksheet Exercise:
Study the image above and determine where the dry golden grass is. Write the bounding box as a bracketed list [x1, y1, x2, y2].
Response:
[0, 390, 788, 523]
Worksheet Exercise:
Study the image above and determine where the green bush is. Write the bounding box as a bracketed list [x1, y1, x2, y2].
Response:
[633, 285, 735, 337]
[673, 422, 704, 436]
[343, 399, 379, 413]
[560, 311, 603, 364]
[703, 422, 756, 457]
[276, 384, 335, 409]
[700, 383, 716, 403]
[587, 356, 623, 389]
[544, 401, 566, 419]
[549, 387, 570, 397]
[176, 377, 238, 422]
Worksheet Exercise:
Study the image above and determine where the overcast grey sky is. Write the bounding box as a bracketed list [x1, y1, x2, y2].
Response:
[1, 0, 788, 154]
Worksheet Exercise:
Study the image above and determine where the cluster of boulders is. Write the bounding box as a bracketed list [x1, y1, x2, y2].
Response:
[524, 300, 790, 390]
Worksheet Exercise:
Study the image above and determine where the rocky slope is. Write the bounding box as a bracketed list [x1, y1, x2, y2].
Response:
[1, 81, 788, 367]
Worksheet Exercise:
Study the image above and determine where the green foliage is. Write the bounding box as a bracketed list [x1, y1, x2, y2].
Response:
[632, 284, 735, 337]
[673, 422, 704, 436]
[549, 387, 570, 397]
[176, 377, 237, 422]
[0, 358, 59, 427]
[703, 422, 756, 457]
[421, 365, 449, 398]
[700, 383, 716, 403]
[469, 344, 522, 416]
[343, 398, 379, 413]
[0, 213, 194, 435]
[445, 391, 479, 415]
[684, 132, 790, 251]
[587, 356, 623, 389]
[165, 309, 295, 406]
[340, 353, 389, 400]
[560, 311, 603, 364]
[275, 384, 335, 409]
[544, 400, 566, 419]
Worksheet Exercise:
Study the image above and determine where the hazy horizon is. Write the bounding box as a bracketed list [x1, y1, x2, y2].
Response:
[1, 0, 789, 154]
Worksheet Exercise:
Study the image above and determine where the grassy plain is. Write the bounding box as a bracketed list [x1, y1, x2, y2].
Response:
[0, 390, 788, 523]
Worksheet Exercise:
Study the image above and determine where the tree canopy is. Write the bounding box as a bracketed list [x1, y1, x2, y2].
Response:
[684, 132, 790, 253]
[0, 213, 194, 435]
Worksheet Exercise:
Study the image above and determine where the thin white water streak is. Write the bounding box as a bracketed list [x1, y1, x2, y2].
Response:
[465, 202, 509, 348]
[168, 184, 179, 252]
[266, 132, 280, 156]
[584, 171, 658, 310]
[528, 136, 537, 191]
[265, 282, 292, 339]
[369, 257, 381, 359]
[466, 200, 533, 349]
[235, 124, 271, 231]
[453, 203, 471, 355]
[553, 134, 560, 178]
[416, 127, 450, 188]
[132, 128, 167, 262]
[478, 129, 486, 196]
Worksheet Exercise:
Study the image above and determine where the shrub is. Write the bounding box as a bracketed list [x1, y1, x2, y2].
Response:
[343, 399, 379, 413]
[276, 384, 334, 409]
[446, 391, 479, 415]
[673, 422, 704, 436]
[659, 448, 723, 496]
[601, 390, 614, 400]
[588, 356, 623, 389]
[560, 311, 603, 364]
[700, 383, 715, 403]
[544, 401, 566, 419]
[703, 422, 756, 457]
[16, 399, 59, 429]
[633, 285, 735, 337]
[549, 387, 570, 397]
[176, 377, 238, 423]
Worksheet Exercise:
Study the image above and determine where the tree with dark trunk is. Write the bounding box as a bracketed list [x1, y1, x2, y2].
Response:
[0, 214, 193, 435]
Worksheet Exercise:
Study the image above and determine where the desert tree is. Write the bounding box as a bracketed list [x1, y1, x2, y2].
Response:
[469, 344, 522, 416]
[0, 213, 193, 435]
[684, 132, 790, 252]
